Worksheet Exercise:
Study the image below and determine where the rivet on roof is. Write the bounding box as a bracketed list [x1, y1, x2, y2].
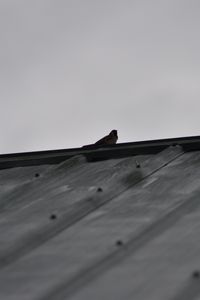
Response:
[135, 160, 141, 168]
[116, 240, 123, 246]
[50, 214, 57, 220]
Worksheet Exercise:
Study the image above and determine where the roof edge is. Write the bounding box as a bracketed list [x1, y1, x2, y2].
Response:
[0, 135, 200, 170]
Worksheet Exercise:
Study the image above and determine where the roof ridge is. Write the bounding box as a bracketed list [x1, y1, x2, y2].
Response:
[0, 135, 200, 169]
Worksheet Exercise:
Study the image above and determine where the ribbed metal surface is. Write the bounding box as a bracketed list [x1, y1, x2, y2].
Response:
[0, 142, 200, 300]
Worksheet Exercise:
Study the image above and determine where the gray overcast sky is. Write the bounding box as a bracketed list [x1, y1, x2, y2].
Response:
[0, 0, 200, 154]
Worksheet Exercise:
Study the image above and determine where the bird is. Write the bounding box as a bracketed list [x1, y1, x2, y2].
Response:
[95, 130, 118, 145]
[82, 130, 118, 148]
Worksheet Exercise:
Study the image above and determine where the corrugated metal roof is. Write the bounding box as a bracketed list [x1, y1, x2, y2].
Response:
[0, 137, 200, 300]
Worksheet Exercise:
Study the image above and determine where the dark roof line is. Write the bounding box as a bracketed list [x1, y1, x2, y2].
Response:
[0, 135, 200, 170]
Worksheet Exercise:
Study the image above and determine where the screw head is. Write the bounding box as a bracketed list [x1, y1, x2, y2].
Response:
[116, 240, 123, 246]
[135, 161, 141, 168]
[50, 214, 57, 220]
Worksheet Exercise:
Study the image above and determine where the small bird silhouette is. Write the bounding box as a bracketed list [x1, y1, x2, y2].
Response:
[95, 130, 118, 145]
[82, 130, 118, 148]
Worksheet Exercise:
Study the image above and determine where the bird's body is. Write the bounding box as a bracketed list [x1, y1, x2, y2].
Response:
[82, 130, 118, 148]
[95, 130, 118, 145]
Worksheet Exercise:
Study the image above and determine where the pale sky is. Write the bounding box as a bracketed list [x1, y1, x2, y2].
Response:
[0, 0, 200, 154]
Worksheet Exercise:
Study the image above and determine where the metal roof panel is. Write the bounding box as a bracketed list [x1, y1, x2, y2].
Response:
[0, 137, 200, 300]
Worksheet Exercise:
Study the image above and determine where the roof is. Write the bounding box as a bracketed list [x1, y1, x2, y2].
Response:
[1, 136, 200, 300]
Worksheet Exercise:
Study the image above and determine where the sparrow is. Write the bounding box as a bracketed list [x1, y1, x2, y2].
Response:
[82, 130, 118, 148]
[95, 130, 118, 145]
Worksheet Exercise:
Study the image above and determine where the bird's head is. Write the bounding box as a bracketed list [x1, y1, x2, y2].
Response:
[110, 130, 118, 137]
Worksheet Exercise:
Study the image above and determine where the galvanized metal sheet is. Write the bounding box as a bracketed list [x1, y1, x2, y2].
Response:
[0, 154, 151, 268]
[0, 164, 52, 199]
[67, 191, 200, 300]
[35, 150, 200, 300]
[0, 146, 186, 300]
